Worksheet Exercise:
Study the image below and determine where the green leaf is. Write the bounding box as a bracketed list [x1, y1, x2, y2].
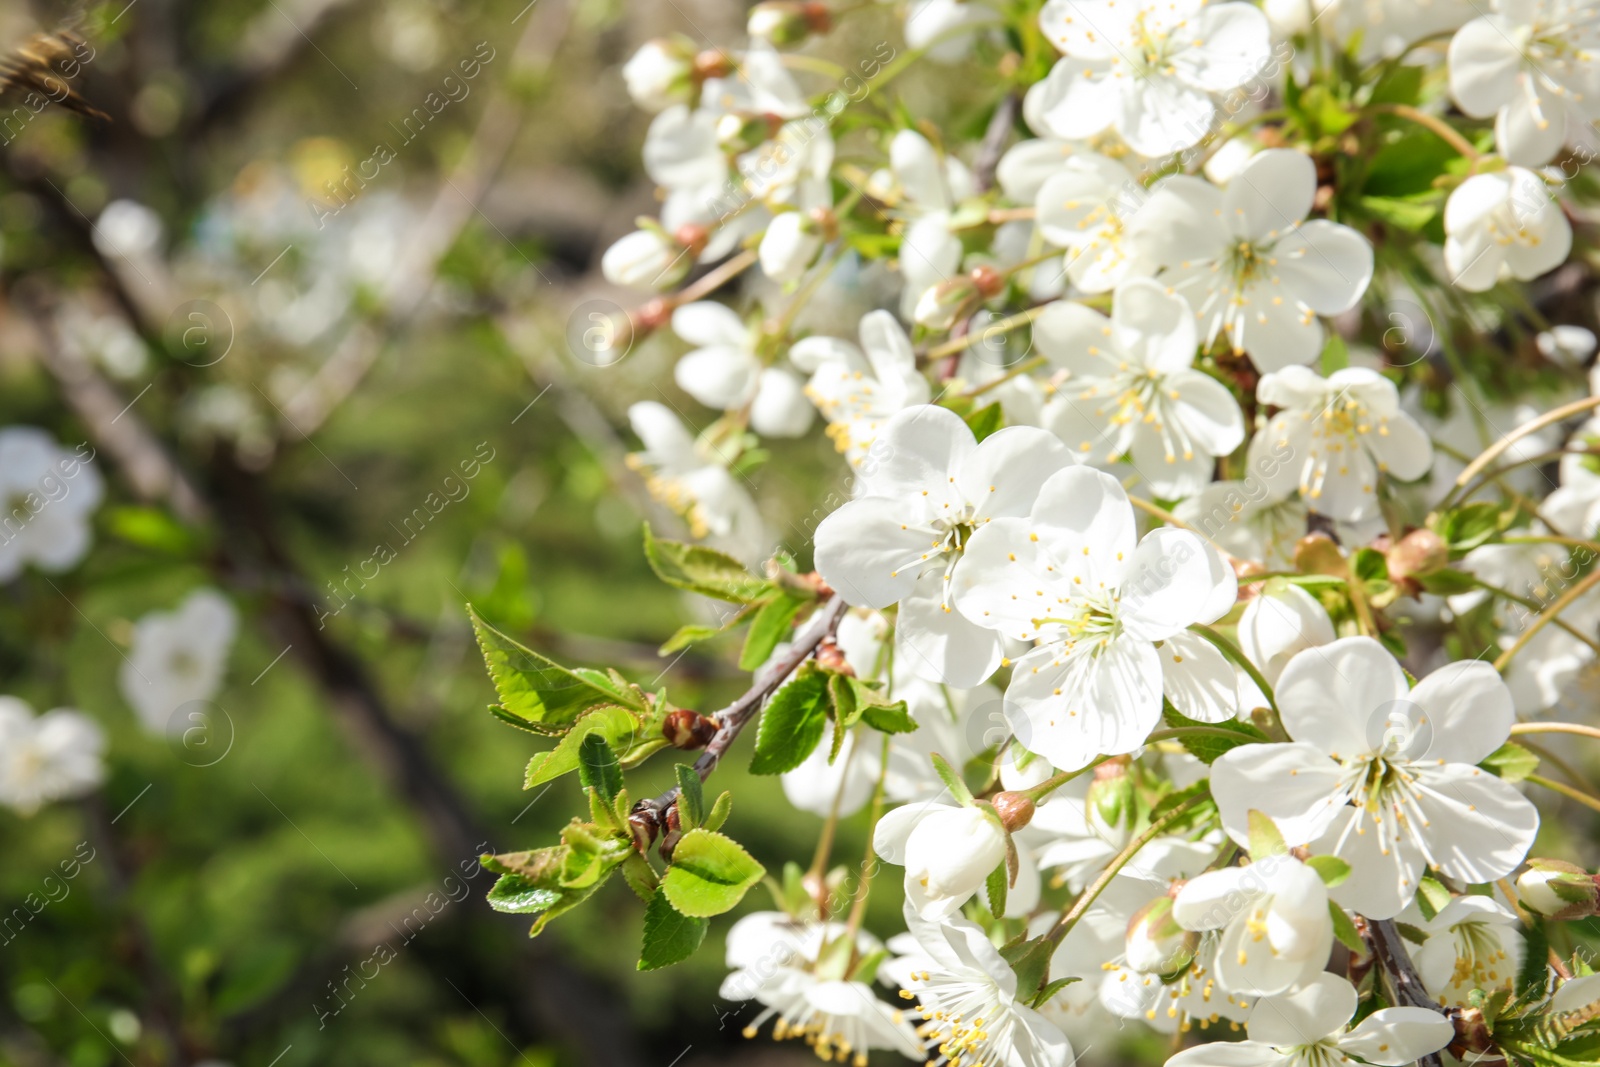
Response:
[999, 934, 1054, 1002]
[1417, 568, 1479, 596]
[1357, 195, 1439, 233]
[1329, 902, 1364, 953]
[1517, 916, 1549, 997]
[578, 734, 623, 800]
[471, 606, 645, 728]
[484, 848, 602, 936]
[702, 791, 732, 833]
[675, 764, 704, 830]
[1481, 741, 1539, 782]
[1416, 874, 1452, 921]
[750, 664, 832, 775]
[559, 820, 631, 888]
[105, 505, 205, 556]
[643, 524, 771, 603]
[1432, 501, 1510, 554]
[525, 705, 662, 789]
[861, 700, 918, 734]
[620, 853, 659, 902]
[1248, 810, 1287, 861]
[1352, 547, 1389, 583]
[1305, 855, 1351, 888]
[1031, 976, 1081, 1010]
[985, 861, 1008, 918]
[740, 595, 805, 670]
[1320, 335, 1350, 375]
[964, 402, 1005, 443]
[661, 829, 766, 917]
[638, 888, 708, 970]
[1161, 703, 1268, 764]
[931, 752, 975, 807]
[659, 623, 729, 655]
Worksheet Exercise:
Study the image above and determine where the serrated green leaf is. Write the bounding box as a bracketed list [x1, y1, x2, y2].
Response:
[525, 705, 659, 789]
[862, 700, 917, 734]
[484, 848, 602, 937]
[661, 829, 766, 917]
[620, 853, 659, 902]
[675, 764, 704, 830]
[1161, 703, 1268, 764]
[703, 791, 731, 833]
[1306, 855, 1351, 888]
[659, 622, 730, 655]
[985, 861, 1008, 918]
[643, 524, 771, 603]
[579, 734, 623, 800]
[471, 606, 644, 728]
[1248, 810, 1287, 861]
[558, 820, 630, 888]
[750, 664, 831, 775]
[1329, 902, 1364, 952]
[1482, 741, 1539, 782]
[740, 594, 805, 670]
[931, 752, 975, 806]
[487, 872, 564, 914]
[638, 888, 708, 970]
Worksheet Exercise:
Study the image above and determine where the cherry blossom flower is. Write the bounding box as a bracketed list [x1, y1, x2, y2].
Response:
[1135, 150, 1374, 371]
[670, 302, 814, 437]
[1448, 0, 1600, 166]
[1254, 366, 1433, 524]
[954, 466, 1239, 769]
[885, 905, 1075, 1067]
[1210, 637, 1540, 919]
[120, 589, 239, 735]
[625, 402, 770, 566]
[1037, 279, 1245, 498]
[621, 37, 698, 111]
[874, 797, 1010, 920]
[1172, 852, 1334, 996]
[1165, 973, 1454, 1067]
[1034, 153, 1157, 293]
[1033, 0, 1273, 158]
[1413, 894, 1523, 1008]
[1444, 167, 1571, 292]
[814, 403, 1074, 686]
[0, 428, 104, 582]
[794, 311, 932, 465]
[721, 912, 923, 1063]
[0, 697, 105, 815]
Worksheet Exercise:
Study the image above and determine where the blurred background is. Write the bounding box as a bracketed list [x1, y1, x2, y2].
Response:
[0, 0, 919, 1063]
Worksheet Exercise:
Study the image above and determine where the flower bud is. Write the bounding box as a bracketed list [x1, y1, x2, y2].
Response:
[747, 1, 832, 45]
[1518, 860, 1599, 920]
[759, 211, 825, 283]
[1386, 528, 1450, 583]
[990, 791, 1035, 834]
[1293, 532, 1347, 577]
[1087, 757, 1134, 830]
[664, 709, 718, 750]
[602, 228, 691, 291]
[1125, 895, 1199, 978]
[968, 264, 1005, 299]
[814, 638, 853, 676]
[621, 37, 699, 111]
[716, 111, 785, 154]
[913, 276, 981, 330]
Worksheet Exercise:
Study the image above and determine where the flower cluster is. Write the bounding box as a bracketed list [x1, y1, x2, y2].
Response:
[490, 0, 1600, 1063]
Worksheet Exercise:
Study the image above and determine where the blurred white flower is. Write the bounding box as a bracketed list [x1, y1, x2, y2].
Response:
[0, 428, 104, 582]
[1444, 167, 1570, 292]
[0, 698, 105, 815]
[120, 589, 239, 735]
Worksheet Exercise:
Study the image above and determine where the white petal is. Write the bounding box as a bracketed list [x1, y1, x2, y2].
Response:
[1411, 764, 1540, 887]
[1170, 2, 1271, 92]
[1159, 630, 1239, 723]
[1211, 742, 1348, 847]
[1404, 658, 1512, 765]
[959, 425, 1075, 520]
[671, 301, 749, 348]
[814, 498, 938, 608]
[1340, 1008, 1456, 1066]
[1223, 150, 1315, 240]
[1447, 16, 1522, 117]
[1246, 974, 1355, 1046]
[897, 580, 1005, 688]
[1275, 636, 1407, 755]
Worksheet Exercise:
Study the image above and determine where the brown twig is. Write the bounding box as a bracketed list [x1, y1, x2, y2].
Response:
[973, 91, 1020, 194]
[630, 595, 847, 850]
[1366, 918, 1448, 1067]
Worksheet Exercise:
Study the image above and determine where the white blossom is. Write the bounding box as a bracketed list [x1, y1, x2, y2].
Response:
[120, 589, 239, 735]
[0, 698, 106, 815]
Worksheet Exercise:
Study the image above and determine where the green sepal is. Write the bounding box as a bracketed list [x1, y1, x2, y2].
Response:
[1247, 810, 1287, 861]
[1481, 741, 1539, 782]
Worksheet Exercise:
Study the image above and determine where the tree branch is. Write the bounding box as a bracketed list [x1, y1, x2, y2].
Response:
[1366, 917, 1449, 1067]
[630, 595, 847, 850]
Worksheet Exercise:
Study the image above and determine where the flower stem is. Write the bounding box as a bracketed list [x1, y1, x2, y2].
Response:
[1190, 624, 1277, 715]
[844, 733, 892, 954]
[1018, 755, 1109, 804]
[1047, 788, 1210, 944]
[1440, 395, 1600, 510]
[925, 303, 1049, 361]
[1511, 722, 1600, 742]
[1366, 103, 1480, 162]
[1528, 772, 1600, 815]
[1493, 566, 1600, 672]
